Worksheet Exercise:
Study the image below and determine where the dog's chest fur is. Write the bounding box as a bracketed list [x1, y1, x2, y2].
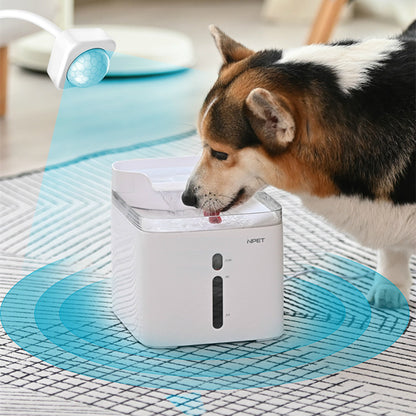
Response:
[300, 194, 416, 251]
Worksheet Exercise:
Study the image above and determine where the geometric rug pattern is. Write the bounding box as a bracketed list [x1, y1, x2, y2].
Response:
[0, 132, 415, 415]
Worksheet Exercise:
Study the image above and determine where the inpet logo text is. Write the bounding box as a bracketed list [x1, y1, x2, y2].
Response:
[247, 238, 265, 244]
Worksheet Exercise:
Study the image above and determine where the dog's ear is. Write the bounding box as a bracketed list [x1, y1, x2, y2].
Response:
[209, 25, 254, 64]
[245, 88, 295, 153]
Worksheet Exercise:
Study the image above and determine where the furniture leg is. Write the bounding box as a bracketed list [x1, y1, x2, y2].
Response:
[307, 0, 349, 44]
[0, 46, 7, 117]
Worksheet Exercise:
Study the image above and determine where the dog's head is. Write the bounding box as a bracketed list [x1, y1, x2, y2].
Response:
[182, 26, 304, 215]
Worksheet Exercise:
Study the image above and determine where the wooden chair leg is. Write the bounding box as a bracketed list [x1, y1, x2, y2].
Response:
[0, 46, 7, 117]
[307, 0, 349, 44]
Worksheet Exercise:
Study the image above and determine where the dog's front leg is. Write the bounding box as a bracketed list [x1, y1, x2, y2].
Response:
[367, 247, 412, 308]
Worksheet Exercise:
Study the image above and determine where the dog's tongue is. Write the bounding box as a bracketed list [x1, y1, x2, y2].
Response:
[204, 211, 222, 224]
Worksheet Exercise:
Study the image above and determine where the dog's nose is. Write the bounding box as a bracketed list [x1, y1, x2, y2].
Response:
[181, 188, 198, 207]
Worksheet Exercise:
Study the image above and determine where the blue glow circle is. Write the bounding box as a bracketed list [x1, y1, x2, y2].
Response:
[0, 256, 409, 390]
[67, 48, 110, 88]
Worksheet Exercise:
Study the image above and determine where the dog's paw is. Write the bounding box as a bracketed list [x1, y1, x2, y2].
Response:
[366, 282, 408, 309]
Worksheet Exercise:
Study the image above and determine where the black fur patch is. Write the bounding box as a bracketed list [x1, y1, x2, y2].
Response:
[248, 50, 283, 69]
[272, 61, 341, 92]
[329, 40, 358, 46]
[390, 151, 416, 204]
[332, 172, 376, 200]
[209, 98, 260, 149]
[330, 41, 416, 204]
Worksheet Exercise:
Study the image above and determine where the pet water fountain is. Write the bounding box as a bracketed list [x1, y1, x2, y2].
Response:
[111, 156, 284, 347]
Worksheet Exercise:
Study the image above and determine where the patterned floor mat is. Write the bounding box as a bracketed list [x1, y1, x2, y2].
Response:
[0, 132, 415, 415]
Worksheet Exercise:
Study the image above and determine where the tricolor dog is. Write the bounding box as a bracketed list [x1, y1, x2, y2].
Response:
[182, 23, 416, 309]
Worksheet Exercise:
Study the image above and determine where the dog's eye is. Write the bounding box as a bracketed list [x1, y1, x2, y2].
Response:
[211, 149, 228, 161]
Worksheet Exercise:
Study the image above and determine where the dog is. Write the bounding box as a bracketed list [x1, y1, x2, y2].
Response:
[182, 22, 416, 309]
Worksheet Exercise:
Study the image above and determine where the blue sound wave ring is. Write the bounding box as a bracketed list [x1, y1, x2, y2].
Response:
[66, 48, 110, 88]
[0, 255, 409, 390]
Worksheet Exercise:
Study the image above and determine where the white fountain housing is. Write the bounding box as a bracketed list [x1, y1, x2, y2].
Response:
[111, 156, 284, 348]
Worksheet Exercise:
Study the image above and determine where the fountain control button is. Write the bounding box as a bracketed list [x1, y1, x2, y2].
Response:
[212, 253, 223, 270]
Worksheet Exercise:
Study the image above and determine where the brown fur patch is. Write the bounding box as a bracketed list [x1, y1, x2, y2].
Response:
[218, 60, 252, 87]
[271, 152, 339, 197]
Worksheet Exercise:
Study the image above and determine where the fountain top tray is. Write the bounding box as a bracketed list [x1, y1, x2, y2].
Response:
[111, 156, 282, 233]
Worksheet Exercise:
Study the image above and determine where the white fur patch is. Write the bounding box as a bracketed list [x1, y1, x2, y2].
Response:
[301, 194, 415, 302]
[300, 194, 416, 250]
[279, 39, 402, 93]
[200, 96, 218, 130]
